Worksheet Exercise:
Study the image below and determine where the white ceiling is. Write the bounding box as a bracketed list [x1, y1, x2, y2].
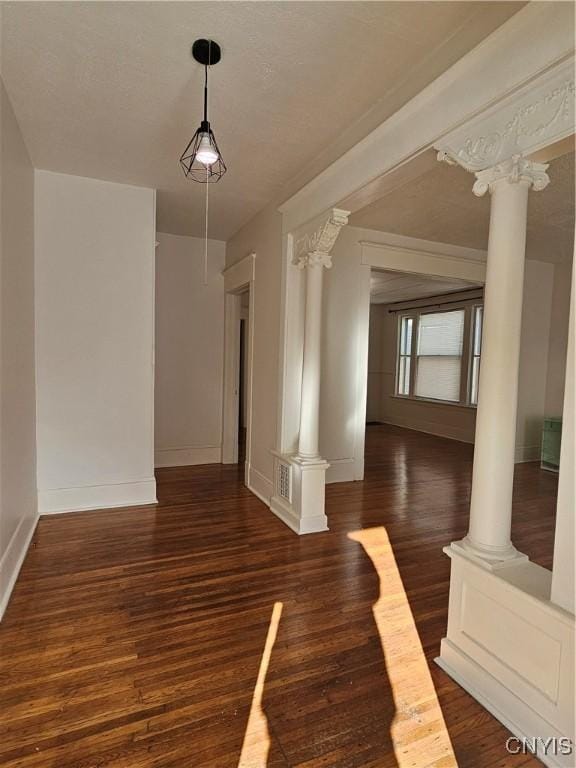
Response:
[1, 2, 524, 240]
[370, 269, 481, 304]
[351, 150, 575, 263]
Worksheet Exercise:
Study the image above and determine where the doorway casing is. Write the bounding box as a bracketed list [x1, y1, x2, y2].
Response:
[222, 253, 255, 487]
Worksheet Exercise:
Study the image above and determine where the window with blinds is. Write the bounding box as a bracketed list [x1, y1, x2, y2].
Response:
[415, 310, 464, 402]
[398, 316, 413, 396]
[470, 305, 483, 405]
[395, 301, 483, 406]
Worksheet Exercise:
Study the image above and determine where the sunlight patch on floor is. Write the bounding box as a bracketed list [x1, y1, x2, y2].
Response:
[237, 601, 283, 768]
[348, 527, 458, 768]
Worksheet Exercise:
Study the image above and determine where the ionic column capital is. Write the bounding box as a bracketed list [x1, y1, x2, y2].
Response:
[471, 155, 550, 198]
[293, 208, 349, 270]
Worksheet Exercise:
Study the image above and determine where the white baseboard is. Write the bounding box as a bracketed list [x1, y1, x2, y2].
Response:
[379, 416, 474, 444]
[436, 642, 573, 768]
[39, 478, 157, 515]
[0, 513, 38, 620]
[247, 464, 273, 506]
[514, 444, 541, 463]
[326, 457, 355, 484]
[377, 420, 541, 466]
[154, 445, 221, 468]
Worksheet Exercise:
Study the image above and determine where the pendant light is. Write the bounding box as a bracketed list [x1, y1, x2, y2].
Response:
[179, 39, 227, 286]
[179, 39, 227, 182]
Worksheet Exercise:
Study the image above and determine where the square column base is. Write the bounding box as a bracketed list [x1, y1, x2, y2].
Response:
[437, 545, 575, 767]
[269, 452, 329, 534]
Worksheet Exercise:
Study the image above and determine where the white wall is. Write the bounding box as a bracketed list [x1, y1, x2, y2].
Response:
[225, 205, 282, 502]
[545, 258, 573, 418]
[0, 81, 38, 617]
[367, 304, 386, 422]
[35, 171, 156, 513]
[515, 259, 555, 462]
[155, 232, 225, 467]
[551, 257, 574, 613]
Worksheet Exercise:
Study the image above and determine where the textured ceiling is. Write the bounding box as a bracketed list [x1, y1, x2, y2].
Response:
[1, 1, 524, 240]
[370, 269, 481, 304]
[351, 151, 575, 263]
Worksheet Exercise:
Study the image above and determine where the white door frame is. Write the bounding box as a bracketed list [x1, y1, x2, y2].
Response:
[222, 253, 256, 485]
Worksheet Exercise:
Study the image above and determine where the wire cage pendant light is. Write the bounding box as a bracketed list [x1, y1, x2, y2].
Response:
[180, 39, 227, 183]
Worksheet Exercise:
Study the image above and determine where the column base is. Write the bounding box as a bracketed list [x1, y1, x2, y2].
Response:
[450, 537, 528, 571]
[438, 545, 575, 768]
[269, 452, 329, 535]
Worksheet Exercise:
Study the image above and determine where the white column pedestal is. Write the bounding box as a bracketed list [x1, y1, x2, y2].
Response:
[437, 546, 575, 768]
[270, 452, 329, 534]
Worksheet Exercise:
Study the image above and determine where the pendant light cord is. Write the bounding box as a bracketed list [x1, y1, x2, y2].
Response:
[203, 40, 212, 286]
[203, 63, 208, 122]
[204, 166, 209, 286]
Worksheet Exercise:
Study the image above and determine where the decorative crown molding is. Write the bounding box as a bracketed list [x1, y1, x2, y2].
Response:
[435, 58, 575, 173]
[293, 208, 349, 269]
[471, 155, 550, 197]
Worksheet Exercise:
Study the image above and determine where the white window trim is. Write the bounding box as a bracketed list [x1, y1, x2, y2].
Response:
[394, 299, 483, 408]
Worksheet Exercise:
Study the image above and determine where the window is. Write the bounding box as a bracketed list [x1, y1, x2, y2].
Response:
[396, 301, 483, 406]
[397, 316, 413, 395]
[415, 310, 464, 402]
[470, 305, 483, 405]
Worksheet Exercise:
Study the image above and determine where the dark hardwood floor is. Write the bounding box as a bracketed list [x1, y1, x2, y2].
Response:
[0, 425, 557, 767]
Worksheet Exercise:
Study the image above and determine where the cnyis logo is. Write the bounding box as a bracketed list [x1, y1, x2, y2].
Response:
[506, 737, 574, 756]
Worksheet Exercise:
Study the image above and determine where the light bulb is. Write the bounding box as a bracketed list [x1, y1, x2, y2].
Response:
[196, 132, 218, 166]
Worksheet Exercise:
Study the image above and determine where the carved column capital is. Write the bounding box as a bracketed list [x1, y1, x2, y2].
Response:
[438, 151, 550, 198]
[293, 208, 349, 269]
[472, 155, 550, 197]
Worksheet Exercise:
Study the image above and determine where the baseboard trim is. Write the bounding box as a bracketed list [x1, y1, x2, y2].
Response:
[39, 478, 157, 515]
[155, 445, 221, 468]
[247, 465, 273, 506]
[514, 444, 541, 464]
[436, 641, 572, 768]
[0, 513, 38, 621]
[378, 417, 474, 444]
[326, 457, 355, 484]
[377, 420, 541, 465]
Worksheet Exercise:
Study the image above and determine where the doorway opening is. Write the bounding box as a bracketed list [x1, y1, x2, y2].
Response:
[238, 291, 249, 464]
[222, 253, 256, 486]
[366, 268, 483, 445]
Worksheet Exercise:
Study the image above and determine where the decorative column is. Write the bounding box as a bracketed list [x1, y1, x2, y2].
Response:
[270, 209, 349, 534]
[294, 210, 349, 459]
[434, 64, 574, 759]
[458, 156, 550, 562]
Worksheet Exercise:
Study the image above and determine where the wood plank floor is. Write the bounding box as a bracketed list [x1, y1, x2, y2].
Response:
[0, 425, 557, 768]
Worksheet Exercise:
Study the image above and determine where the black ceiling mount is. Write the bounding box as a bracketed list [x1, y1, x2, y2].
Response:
[192, 39, 221, 66]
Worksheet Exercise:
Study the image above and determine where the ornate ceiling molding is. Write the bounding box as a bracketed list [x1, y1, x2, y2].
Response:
[293, 208, 349, 269]
[435, 57, 575, 172]
[472, 155, 550, 197]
